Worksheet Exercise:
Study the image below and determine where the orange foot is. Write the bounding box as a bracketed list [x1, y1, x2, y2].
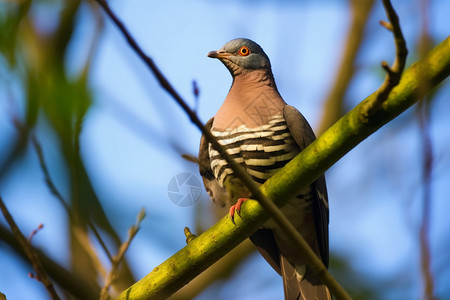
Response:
[229, 198, 248, 224]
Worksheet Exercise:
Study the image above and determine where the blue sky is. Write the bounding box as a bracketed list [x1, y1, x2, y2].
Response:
[1, 0, 450, 299]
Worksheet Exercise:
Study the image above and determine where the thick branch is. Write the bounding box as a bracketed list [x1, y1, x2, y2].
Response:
[116, 36, 450, 300]
[169, 240, 255, 300]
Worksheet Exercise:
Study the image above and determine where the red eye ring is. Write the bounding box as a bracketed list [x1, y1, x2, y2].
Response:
[238, 46, 251, 56]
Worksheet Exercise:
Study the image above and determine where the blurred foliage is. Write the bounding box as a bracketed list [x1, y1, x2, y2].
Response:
[0, 1, 134, 298]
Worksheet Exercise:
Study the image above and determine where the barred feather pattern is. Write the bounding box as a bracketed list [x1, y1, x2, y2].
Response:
[209, 115, 300, 188]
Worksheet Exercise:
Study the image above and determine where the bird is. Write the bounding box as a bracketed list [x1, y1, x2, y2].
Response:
[198, 38, 331, 300]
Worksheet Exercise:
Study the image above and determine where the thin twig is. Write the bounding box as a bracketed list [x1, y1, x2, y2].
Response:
[99, 208, 146, 300]
[93, 1, 351, 299]
[32, 135, 114, 262]
[0, 196, 61, 300]
[359, 0, 408, 122]
[27, 223, 44, 244]
[192, 80, 200, 113]
[34, 133, 120, 291]
[90, 219, 113, 262]
[1, 224, 100, 299]
[32, 136, 70, 212]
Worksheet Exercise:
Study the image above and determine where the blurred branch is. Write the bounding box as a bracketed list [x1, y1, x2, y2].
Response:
[114, 33, 450, 300]
[417, 94, 435, 300]
[2, 0, 135, 295]
[32, 135, 114, 264]
[0, 91, 31, 183]
[0, 196, 61, 300]
[92, 0, 193, 118]
[27, 223, 44, 244]
[0, 223, 100, 300]
[417, 0, 435, 299]
[100, 208, 145, 300]
[34, 133, 131, 291]
[318, 0, 375, 134]
[90, 221, 113, 262]
[81, 1, 105, 79]
[359, 0, 408, 122]
[32, 136, 70, 212]
[95, 1, 352, 299]
[52, 0, 82, 64]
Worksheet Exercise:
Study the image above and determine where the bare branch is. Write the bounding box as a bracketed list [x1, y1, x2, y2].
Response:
[0, 223, 100, 299]
[32, 136, 70, 213]
[100, 208, 146, 300]
[0, 196, 61, 300]
[32, 135, 114, 263]
[93, 0, 350, 299]
[359, 0, 408, 122]
[27, 223, 44, 244]
[90, 219, 113, 262]
[379, 20, 393, 31]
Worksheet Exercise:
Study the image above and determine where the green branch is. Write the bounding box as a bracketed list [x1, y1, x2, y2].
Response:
[116, 35, 450, 300]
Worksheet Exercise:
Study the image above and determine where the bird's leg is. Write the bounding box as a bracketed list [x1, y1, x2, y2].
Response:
[229, 198, 248, 224]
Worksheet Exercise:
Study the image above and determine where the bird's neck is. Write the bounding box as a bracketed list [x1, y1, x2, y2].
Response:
[213, 70, 286, 130]
[231, 69, 277, 92]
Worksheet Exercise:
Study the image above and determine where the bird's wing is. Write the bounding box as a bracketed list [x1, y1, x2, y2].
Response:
[198, 118, 214, 181]
[249, 228, 282, 275]
[283, 105, 329, 267]
[198, 118, 229, 207]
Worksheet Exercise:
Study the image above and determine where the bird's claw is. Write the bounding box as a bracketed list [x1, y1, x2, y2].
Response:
[229, 198, 248, 224]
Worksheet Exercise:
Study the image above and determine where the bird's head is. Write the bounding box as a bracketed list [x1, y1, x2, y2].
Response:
[207, 38, 272, 77]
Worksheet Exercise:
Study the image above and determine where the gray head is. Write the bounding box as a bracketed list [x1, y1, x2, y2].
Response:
[207, 38, 272, 77]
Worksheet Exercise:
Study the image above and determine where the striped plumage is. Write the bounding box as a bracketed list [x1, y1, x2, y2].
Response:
[199, 38, 330, 300]
[209, 115, 299, 187]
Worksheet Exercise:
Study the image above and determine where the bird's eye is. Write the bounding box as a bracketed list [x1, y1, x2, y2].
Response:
[238, 46, 251, 56]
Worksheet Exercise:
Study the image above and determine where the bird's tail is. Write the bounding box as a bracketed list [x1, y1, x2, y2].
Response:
[281, 256, 331, 300]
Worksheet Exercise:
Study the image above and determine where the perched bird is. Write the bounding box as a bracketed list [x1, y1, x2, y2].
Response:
[199, 38, 330, 300]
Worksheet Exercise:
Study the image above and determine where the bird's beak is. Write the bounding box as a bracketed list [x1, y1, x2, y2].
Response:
[207, 50, 231, 59]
